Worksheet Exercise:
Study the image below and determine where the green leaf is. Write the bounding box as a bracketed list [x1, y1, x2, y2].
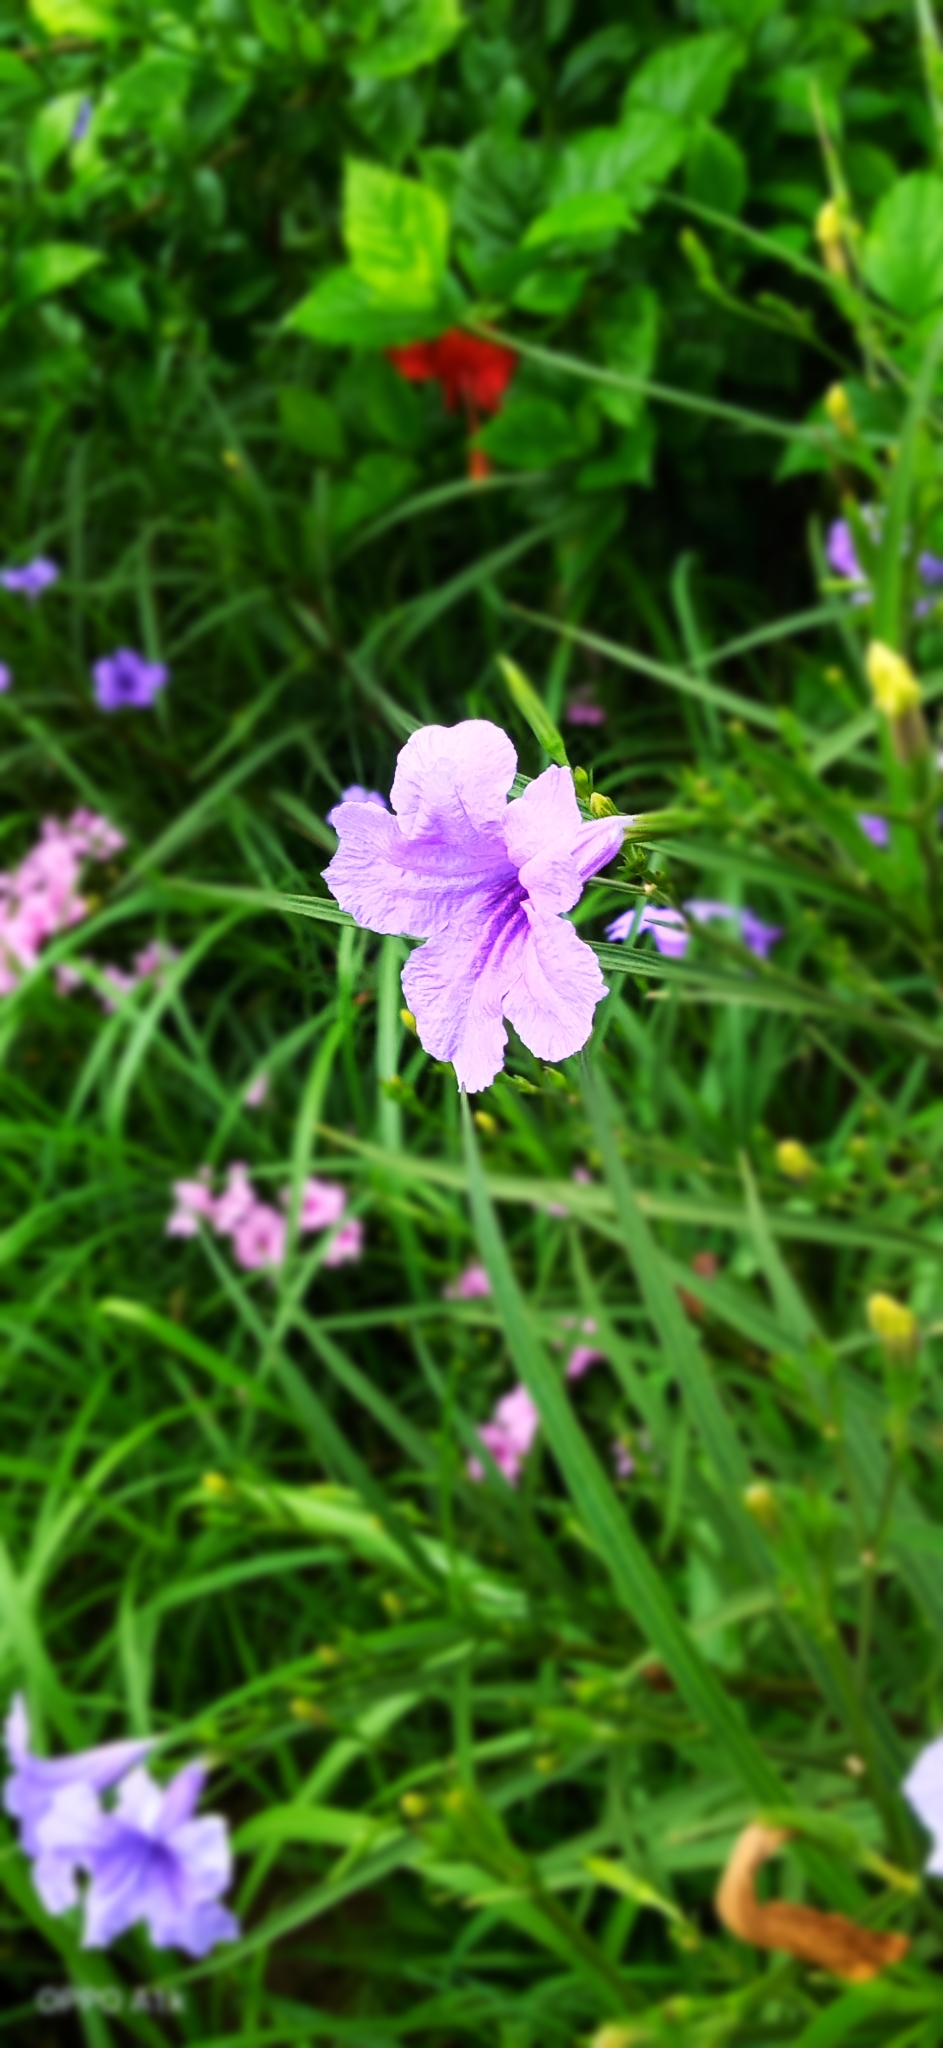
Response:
[593, 284, 659, 429]
[27, 92, 87, 181]
[349, 0, 465, 79]
[249, 0, 292, 51]
[523, 192, 629, 249]
[685, 122, 747, 215]
[285, 266, 460, 348]
[80, 271, 148, 331]
[333, 452, 419, 536]
[497, 655, 569, 766]
[624, 30, 746, 125]
[862, 171, 943, 319]
[101, 56, 194, 143]
[476, 396, 582, 468]
[577, 414, 654, 491]
[29, 0, 118, 32]
[344, 159, 450, 310]
[551, 114, 687, 215]
[277, 385, 347, 461]
[15, 242, 103, 304]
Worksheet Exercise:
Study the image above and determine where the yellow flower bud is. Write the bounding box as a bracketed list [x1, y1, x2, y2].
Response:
[399, 1007, 417, 1032]
[816, 199, 849, 278]
[201, 1471, 230, 1495]
[743, 1482, 778, 1533]
[866, 641, 922, 720]
[400, 1792, 429, 1820]
[589, 790, 618, 818]
[474, 1111, 499, 1136]
[867, 1292, 919, 1364]
[776, 1139, 814, 1181]
[825, 383, 855, 436]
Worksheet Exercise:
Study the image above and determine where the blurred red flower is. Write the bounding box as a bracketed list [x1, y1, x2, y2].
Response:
[388, 331, 516, 419]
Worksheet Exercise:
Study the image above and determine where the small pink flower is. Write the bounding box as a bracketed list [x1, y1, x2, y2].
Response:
[443, 1262, 491, 1301]
[612, 1439, 635, 1480]
[298, 1178, 347, 1232]
[242, 1072, 269, 1110]
[468, 1384, 539, 1486]
[322, 1217, 363, 1267]
[166, 1170, 216, 1238]
[55, 963, 85, 996]
[565, 1344, 606, 1381]
[213, 1164, 256, 1237]
[565, 685, 606, 727]
[232, 1202, 287, 1271]
[98, 964, 137, 1014]
[572, 1166, 593, 1185]
[133, 940, 177, 982]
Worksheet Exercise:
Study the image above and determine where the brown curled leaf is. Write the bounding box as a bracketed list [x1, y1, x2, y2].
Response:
[715, 1823, 910, 1983]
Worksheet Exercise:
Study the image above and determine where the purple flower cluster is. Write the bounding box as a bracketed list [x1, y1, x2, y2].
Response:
[0, 809, 124, 996]
[93, 648, 168, 712]
[857, 812, 890, 850]
[325, 722, 625, 1092]
[827, 515, 943, 616]
[0, 556, 60, 601]
[607, 899, 782, 962]
[3, 1696, 237, 1958]
[167, 1166, 363, 1273]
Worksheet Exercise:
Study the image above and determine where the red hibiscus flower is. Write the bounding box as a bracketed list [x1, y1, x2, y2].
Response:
[388, 331, 516, 479]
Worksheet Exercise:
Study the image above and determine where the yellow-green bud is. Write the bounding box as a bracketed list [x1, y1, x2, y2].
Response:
[474, 1110, 499, 1136]
[400, 1007, 417, 1032]
[825, 383, 855, 436]
[866, 1292, 919, 1364]
[400, 1792, 429, 1820]
[866, 641, 922, 720]
[201, 1471, 230, 1495]
[589, 790, 618, 818]
[816, 200, 848, 278]
[743, 1482, 778, 1533]
[776, 1139, 814, 1181]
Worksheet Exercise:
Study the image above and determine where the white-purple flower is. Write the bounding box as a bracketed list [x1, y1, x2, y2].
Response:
[324, 722, 625, 1092]
[857, 811, 890, 850]
[826, 514, 943, 614]
[607, 899, 782, 962]
[0, 665, 10, 693]
[903, 1735, 943, 1876]
[34, 1761, 239, 1957]
[327, 785, 389, 829]
[92, 649, 168, 712]
[0, 557, 59, 601]
[3, 1695, 152, 1866]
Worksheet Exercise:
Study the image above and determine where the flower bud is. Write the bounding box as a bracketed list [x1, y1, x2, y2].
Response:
[825, 383, 855, 436]
[776, 1139, 814, 1181]
[400, 1792, 429, 1820]
[589, 790, 618, 818]
[743, 1481, 778, 1533]
[201, 1471, 231, 1495]
[816, 200, 849, 279]
[474, 1110, 499, 1136]
[400, 1007, 417, 1032]
[572, 766, 591, 799]
[866, 1292, 919, 1364]
[591, 2030, 652, 2048]
[866, 642, 928, 762]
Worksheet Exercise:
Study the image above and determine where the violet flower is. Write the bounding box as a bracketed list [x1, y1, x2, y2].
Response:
[242, 1072, 269, 1109]
[322, 1216, 363, 1267]
[3, 1695, 151, 1870]
[443, 1262, 492, 1301]
[92, 649, 168, 712]
[565, 1344, 606, 1381]
[327, 785, 389, 829]
[34, 1761, 239, 1957]
[72, 97, 93, 142]
[903, 1735, 943, 1876]
[612, 1439, 635, 1480]
[468, 1384, 539, 1485]
[565, 685, 606, 727]
[166, 1170, 216, 1238]
[857, 811, 890, 850]
[607, 900, 782, 962]
[827, 514, 943, 614]
[0, 665, 10, 693]
[232, 1202, 286, 1271]
[325, 722, 625, 1092]
[0, 557, 59, 601]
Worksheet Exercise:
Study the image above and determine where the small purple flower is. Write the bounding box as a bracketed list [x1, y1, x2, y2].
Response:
[565, 686, 606, 727]
[565, 1343, 606, 1380]
[826, 519, 867, 588]
[327, 785, 389, 829]
[612, 1439, 635, 1480]
[0, 557, 59, 602]
[72, 96, 93, 143]
[3, 1694, 152, 1897]
[34, 1761, 239, 1956]
[607, 900, 782, 963]
[903, 1735, 943, 1876]
[443, 1262, 492, 1301]
[92, 649, 168, 712]
[468, 1384, 539, 1485]
[857, 811, 890, 850]
[325, 722, 625, 1092]
[918, 551, 943, 588]
[0, 665, 10, 693]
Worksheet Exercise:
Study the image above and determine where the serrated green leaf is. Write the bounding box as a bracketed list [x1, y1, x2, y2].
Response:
[524, 192, 629, 248]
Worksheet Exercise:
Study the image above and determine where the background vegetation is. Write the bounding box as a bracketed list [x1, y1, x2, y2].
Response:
[4, 0, 943, 2042]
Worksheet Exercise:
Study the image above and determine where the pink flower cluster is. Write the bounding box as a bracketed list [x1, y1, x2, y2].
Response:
[0, 809, 124, 996]
[167, 1166, 363, 1274]
[468, 1328, 608, 1486]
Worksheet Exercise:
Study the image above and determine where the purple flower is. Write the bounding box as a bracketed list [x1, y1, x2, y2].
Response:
[34, 1761, 239, 1957]
[443, 1262, 492, 1301]
[565, 1343, 606, 1381]
[0, 557, 59, 602]
[0, 665, 10, 693]
[324, 722, 625, 1092]
[826, 519, 867, 588]
[468, 1384, 539, 1485]
[322, 1215, 364, 1267]
[565, 685, 606, 727]
[607, 900, 782, 962]
[72, 96, 92, 142]
[298, 1176, 347, 1231]
[92, 649, 168, 712]
[903, 1735, 943, 1876]
[827, 512, 943, 613]
[242, 1072, 269, 1109]
[327, 785, 389, 829]
[857, 811, 890, 849]
[3, 1693, 151, 1889]
[612, 1439, 635, 1480]
[918, 551, 943, 588]
[232, 1202, 286, 1271]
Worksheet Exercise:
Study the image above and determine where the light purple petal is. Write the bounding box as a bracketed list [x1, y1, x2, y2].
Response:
[904, 1734, 943, 1874]
[327, 785, 388, 828]
[155, 1761, 208, 1835]
[504, 909, 609, 1065]
[324, 800, 513, 942]
[82, 1834, 152, 1948]
[857, 811, 890, 849]
[826, 519, 865, 583]
[152, 1898, 239, 1957]
[389, 720, 517, 836]
[167, 1813, 232, 1897]
[568, 814, 625, 885]
[401, 909, 522, 1093]
[32, 1781, 112, 1913]
[738, 910, 783, 960]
